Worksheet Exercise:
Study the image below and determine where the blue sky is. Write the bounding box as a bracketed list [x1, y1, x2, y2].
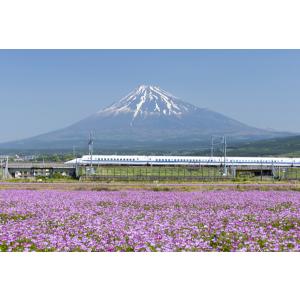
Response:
[0, 50, 299, 142]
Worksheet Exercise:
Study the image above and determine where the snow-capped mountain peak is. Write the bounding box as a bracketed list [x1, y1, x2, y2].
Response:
[99, 85, 196, 124]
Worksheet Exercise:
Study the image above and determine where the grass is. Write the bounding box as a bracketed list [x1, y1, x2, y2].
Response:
[2, 165, 300, 192]
[1, 181, 300, 192]
[82, 165, 228, 178]
[284, 168, 300, 179]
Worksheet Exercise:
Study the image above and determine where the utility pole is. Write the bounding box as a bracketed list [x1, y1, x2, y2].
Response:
[4, 156, 9, 179]
[88, 131, 94, 175]
[223, 136, 227, 176]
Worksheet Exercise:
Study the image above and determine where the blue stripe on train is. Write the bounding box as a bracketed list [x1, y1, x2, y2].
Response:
[81, 160, 298, 166]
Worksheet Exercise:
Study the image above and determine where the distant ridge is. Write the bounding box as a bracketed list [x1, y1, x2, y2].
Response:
[227, 135, 300, 157]
[0, 85, 293, 150]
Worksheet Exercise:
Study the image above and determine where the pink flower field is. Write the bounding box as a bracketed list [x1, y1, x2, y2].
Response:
[0, 189, 299, 252]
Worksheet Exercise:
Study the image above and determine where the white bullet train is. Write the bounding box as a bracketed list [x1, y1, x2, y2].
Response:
[65, 155, 300, 167]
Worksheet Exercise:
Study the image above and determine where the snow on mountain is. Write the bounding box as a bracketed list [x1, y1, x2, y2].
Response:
[98, 85, 196, 125]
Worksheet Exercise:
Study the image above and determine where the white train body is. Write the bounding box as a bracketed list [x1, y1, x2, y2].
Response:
[66, 155, 300, 167]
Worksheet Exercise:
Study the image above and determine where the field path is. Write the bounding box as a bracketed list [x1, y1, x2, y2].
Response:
[1, 181, 300, 191]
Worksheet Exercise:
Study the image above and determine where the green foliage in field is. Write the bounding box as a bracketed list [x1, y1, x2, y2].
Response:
[82, 165, 227, 179]
[227, 135, 300, 157]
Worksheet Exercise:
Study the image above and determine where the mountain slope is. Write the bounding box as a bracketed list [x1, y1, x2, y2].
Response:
[0, 85, 293, 150]
[227, 135, 300, 157]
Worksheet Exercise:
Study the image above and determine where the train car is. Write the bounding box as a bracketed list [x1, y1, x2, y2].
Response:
[65, 155, 300, 167]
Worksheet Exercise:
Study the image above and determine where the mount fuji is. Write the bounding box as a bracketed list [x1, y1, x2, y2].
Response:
[0, 85, 292, 151]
